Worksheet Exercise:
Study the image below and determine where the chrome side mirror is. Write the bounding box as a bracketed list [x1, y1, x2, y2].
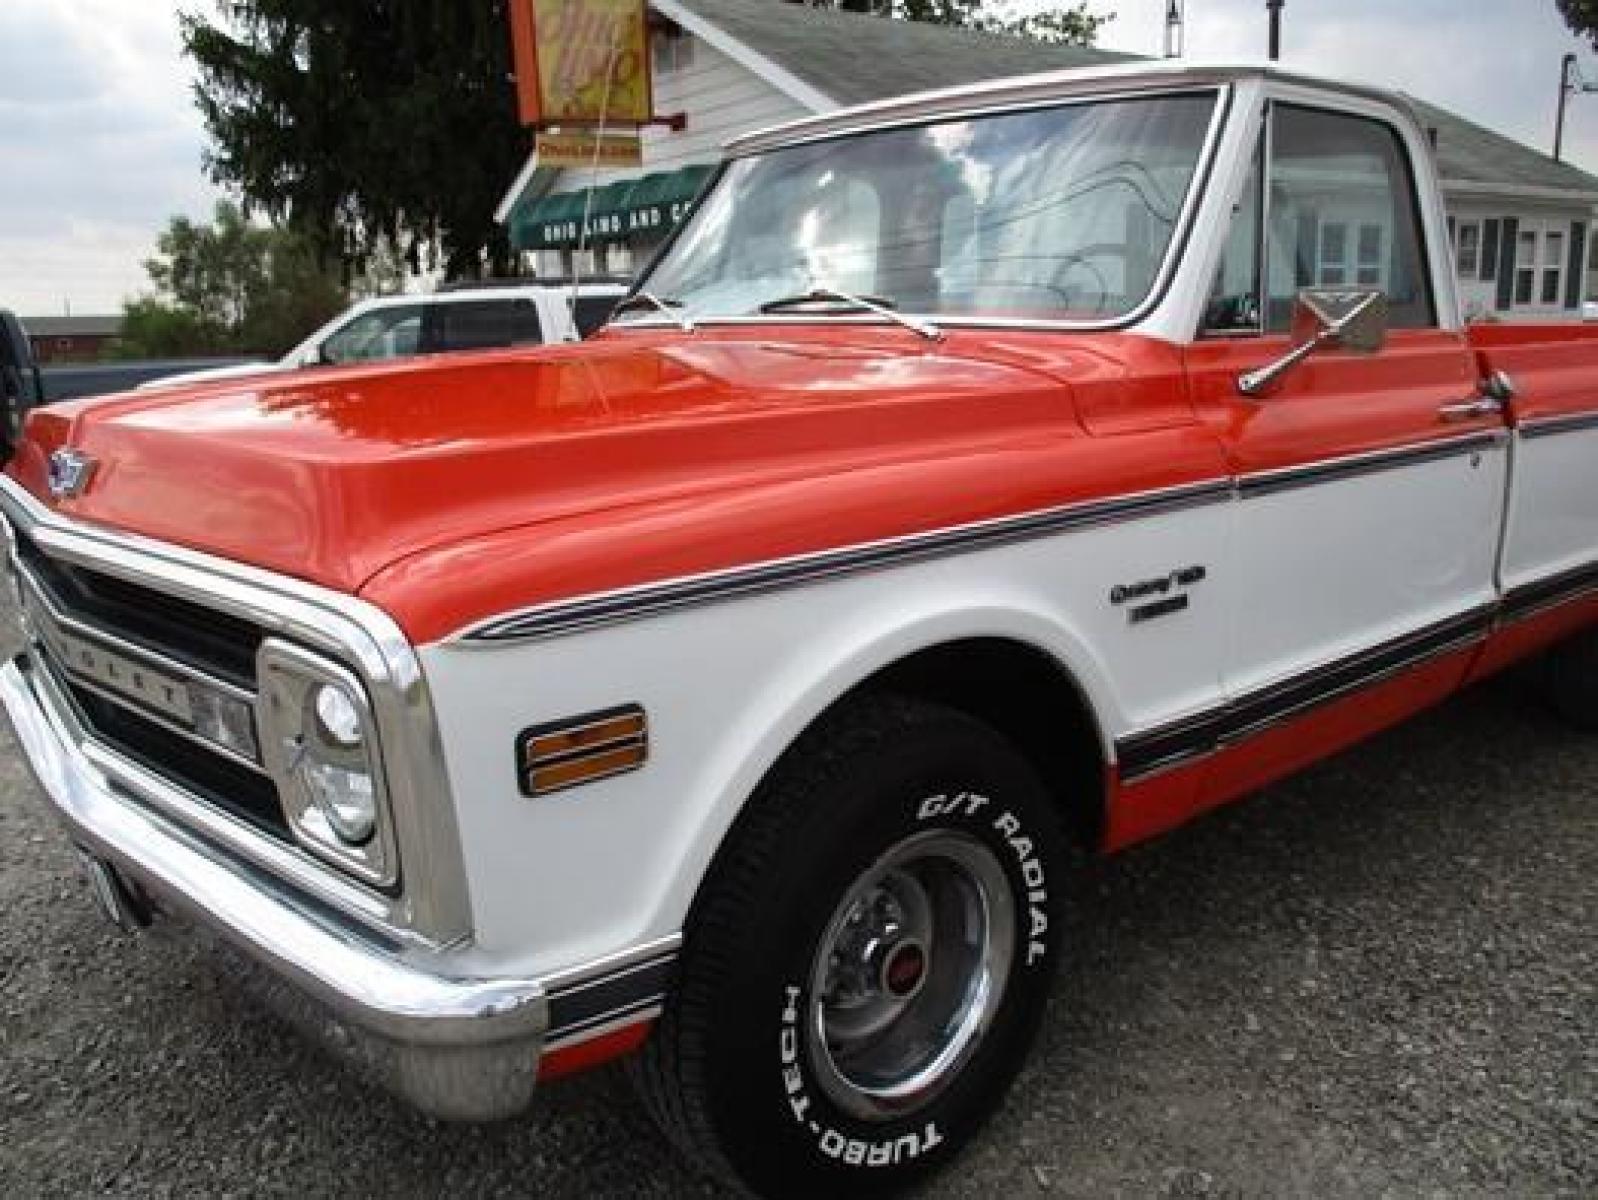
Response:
[1237, 288, 1388, 397]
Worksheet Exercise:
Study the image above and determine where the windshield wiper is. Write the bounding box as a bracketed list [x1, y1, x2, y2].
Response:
[758, 287, 943, 342]
[612, 290, 695, 332]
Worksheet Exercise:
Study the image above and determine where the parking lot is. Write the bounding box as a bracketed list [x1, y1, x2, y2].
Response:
[0, 601, 1592, 1197]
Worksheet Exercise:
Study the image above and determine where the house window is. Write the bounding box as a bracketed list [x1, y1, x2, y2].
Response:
[1318, 221, 1348, 285]
[652, 28, 694, 74]
[1455, 220, 1480, 276]
[1515, 229, 1538, 305]
[1542, 228, 1565, 305]
[1514, 221, 1568, 308]
[1357, 222, 1385, 287]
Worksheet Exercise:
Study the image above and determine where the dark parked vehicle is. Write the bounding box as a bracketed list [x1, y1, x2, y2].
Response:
[0, 309, 261, 460]
[1, 311, 44, 461]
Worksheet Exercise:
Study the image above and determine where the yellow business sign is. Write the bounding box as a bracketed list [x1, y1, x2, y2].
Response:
[535, 131, 644, 169]
[510, 0, 653, 126]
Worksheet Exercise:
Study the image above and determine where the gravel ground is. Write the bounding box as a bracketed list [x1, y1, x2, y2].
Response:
[0, 618, 1593, 1197]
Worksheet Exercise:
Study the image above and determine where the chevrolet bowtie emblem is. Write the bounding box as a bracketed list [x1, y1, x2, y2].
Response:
[46, 448, 97, 500]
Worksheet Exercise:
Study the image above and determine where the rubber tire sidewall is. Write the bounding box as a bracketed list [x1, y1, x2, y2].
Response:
[1546, 629, 1598, 731]
[697, 705, 1066, 1198]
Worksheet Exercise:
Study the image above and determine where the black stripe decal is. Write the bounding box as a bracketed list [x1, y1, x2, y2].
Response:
[1518, 410, 1598, 440]
[1118, 605, 1495, 780]
[1502, 559, 1598, 621]
[462, 480, 1233, 643]
[459, 433, 1516, 646]
[545, 953, 676, 1045]
[1237, 432, 1502, 499]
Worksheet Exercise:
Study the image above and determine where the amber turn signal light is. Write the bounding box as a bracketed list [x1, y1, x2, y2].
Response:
[517, 704, 647, 796]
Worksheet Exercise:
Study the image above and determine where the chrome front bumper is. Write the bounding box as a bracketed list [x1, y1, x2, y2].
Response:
[0, 651, 549, 1121]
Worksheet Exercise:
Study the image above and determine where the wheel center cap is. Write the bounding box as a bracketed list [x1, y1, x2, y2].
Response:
[881, 940, 927, 999]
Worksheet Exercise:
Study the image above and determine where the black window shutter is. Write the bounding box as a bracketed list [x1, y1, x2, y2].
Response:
[1566, 221, 1586, 309]
[1447, 216, 1456, 246]
[1481, 219, 1500, 281]
[1495, 217, 1519, 311]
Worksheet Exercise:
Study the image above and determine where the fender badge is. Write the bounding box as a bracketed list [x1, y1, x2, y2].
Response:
[47, 448, 97, 499]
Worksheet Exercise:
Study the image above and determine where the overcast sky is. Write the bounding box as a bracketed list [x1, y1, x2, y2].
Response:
[1, 0, 1595, 316]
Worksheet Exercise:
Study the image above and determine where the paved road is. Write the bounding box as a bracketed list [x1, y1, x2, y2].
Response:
[0, 625, 1592, 1196]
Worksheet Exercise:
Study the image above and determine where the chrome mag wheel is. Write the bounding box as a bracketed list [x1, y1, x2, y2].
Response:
[806, 829, 1016, 1120]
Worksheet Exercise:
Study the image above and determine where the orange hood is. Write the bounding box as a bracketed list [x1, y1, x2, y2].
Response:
[8, 332, 1089, 594]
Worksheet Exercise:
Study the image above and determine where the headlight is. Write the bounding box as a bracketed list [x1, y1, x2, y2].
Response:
[300, 682, 376, 843]
[258, 640, 395, 888]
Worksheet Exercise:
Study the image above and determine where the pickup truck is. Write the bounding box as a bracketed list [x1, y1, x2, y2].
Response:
[1, 63, 1594, 1197]
[141, 279, 629, 389]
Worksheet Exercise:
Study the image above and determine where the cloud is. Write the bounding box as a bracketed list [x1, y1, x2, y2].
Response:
[0, 0, 221, 314]
[1083, 0, 1598, 173]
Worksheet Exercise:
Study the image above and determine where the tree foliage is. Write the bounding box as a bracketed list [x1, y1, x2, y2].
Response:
[791, 1, 1108, 45]
[1558, 0, 1598, 49]
[118, 202, 347, 359]
[182, 0, 526, 280]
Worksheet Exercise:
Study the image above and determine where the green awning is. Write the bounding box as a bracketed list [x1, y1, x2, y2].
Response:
[619, 165, 713, 238]
[509, 165, 715, 252]
[511, 190, 587, 251]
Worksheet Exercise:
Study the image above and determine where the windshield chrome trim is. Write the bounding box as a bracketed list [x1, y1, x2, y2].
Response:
[0, 474, 471, 946]
[619, 85, 1232, 338]
[725, 63, 1418, 158]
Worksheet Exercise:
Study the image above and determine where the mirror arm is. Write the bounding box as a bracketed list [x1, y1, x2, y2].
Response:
[1236, 329, 1332, 397]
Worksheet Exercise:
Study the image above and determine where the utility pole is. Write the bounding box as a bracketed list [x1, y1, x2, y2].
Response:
[1554, 52, 1598, 163]
[1267, 0, 1283, 62]
[1165, 0, 1184, 59]
[1556, 52, 1577, 162]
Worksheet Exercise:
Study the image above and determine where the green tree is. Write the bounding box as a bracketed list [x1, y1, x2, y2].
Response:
[143, 201, 270, 332]
[116, 298, 231, 359]
[118, 203, 347, 359]
[182, 0, 525, 280]
[1557, 0, 1598, 48]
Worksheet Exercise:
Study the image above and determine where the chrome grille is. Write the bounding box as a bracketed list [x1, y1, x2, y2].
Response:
[8, 526, 290, 840]
[12, 524, 261, 687]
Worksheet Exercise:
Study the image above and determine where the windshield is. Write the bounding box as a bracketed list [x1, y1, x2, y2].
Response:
[628, 91, 1218, 327]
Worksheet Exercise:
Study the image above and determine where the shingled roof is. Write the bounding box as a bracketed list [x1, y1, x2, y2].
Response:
[1405, 95, 1598, 198]
[668, 0, 1135, 107]
[665, 0, 1598, 200]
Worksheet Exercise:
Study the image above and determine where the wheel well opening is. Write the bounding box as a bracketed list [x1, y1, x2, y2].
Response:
[854, 638, 1107, 851]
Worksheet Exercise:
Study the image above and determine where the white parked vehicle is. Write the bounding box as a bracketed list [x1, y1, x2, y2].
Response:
[141, 280, 629, 388]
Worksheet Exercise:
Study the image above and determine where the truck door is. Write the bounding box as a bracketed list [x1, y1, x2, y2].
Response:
[1185, 100, 1507, 790]
[1469, 324, 1598, 663]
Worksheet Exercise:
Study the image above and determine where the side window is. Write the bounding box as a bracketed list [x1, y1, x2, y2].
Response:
[425, 300, 544, 354]
[570, 295, 618, 338]
[320, 305, 425, 364]
[1265, 104, 1435, 331]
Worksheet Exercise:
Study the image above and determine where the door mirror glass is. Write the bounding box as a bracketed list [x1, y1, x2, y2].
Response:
[1291, 287, 1388, 354]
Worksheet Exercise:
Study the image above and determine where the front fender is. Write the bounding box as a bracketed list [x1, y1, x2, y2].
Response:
[417, 564, 1127, 980]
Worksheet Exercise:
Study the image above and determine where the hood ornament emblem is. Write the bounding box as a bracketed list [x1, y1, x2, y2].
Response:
[47, 448, 97, 500]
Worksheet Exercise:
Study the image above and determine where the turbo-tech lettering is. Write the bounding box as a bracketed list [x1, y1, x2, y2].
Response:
[779, 984, 943, 1167]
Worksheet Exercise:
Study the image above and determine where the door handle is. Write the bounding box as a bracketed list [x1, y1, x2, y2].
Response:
[1437, 397, 1504, 423]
